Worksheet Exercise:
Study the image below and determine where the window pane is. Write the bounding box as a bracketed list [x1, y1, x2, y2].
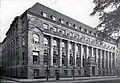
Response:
[42, 12, 47, 17]
[33, 51, 39, 56]
[43, 23, 48, 29]
[33, 34, 39, 43]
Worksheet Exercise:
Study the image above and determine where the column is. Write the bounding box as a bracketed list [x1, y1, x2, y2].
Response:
[113, 53, 115, 68]
[95, 48, 98, 63]
[80, 44, 84, 76]
[66, 40, 70, 67]
[104, 50, 106, 75]
[91, 47, 94, 57]
[86, 46, 89, 58]
[95, 48, 99, 76]
[74, 43, 77, 67]
[104, 51, 106, 69]
[108, 52, 110, 75]
[98, 49, 102, 75]
[112, 53, 115, 75]
[100, 49, 103, 75]
[80, 44, 84, 68]
[59, 39, 62, 67]
[50, 36, 53, 66]
[109, 52, 111, 69]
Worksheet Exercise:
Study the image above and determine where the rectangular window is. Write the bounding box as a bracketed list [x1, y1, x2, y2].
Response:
[22, 37, 25, 45]
[51, 16, 56, 21]
[33, 51, 39, 64]
[67, 22, 71, 27]
[64, 70, 67, 76]
[43, 54, 48, 65]
[33, 51, 39, 56]
[34, 69, 39, 77]
[59, 19, 64, 23]
[42, 12, 47, 17]
[53, 27, 57, 32]
[73, 24, 78, 29]
[78, 70, 81, 75]
[43, 23, 48, 29]
[22, 52, 25, 61]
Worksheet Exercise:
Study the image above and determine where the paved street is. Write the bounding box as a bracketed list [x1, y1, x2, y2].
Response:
[1, 76, 120, 83]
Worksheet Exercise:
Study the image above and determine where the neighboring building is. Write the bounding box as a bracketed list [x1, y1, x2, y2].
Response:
[0, 42, 2, 67]
[1, 3, 117, 78]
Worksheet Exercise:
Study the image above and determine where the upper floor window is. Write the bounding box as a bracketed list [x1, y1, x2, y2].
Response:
[84, 29, 87, 33]
[59, 19, 64, 23]
[33, 51, 39, 64]
[41, 11, 47, 17]
[73, 24, 78, 29]
[33, 51, 39, 56]
[53, 27, 57, 32]
[53, 39, 58, 48]
[67, 22, 71, 27]
[44, 37, 49, 46]
[76, 45, 79, 52]
[94, 33, 96, 36]
[61, 42, 65, 49]
[43, 23, 48, 29]
[89, 31, 92, 34]
[67, 32, 72, 37]
[79, 27, 81, 31]
[59, 29, 65, 34]
[74, 34, 79, 38]
[33, 34, 39, 43]
[22, 37, 25, 45]
[51, 15, 56, 21]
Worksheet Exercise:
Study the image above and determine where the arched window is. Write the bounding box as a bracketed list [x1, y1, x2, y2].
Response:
[53, 39, 57, 46]
[61, 42, 65, 48]
[33, 34, 39, 43]
[44, 37, 48, 46]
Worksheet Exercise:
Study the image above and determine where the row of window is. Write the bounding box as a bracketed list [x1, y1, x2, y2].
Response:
[32, 31, 115, 51]
[41, 11, 97, 37]
[34, 69, 81, 77]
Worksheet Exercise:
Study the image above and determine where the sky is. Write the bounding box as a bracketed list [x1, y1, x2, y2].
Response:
[0, 0, 100, 42]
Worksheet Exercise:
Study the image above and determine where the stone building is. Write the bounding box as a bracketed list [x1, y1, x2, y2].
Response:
[1, 3, 117, 78]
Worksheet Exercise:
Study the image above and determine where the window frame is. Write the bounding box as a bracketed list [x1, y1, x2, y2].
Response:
[41, 11, 47, 17]
[43, 23, 48, 29]
[33, 34, 39, 44]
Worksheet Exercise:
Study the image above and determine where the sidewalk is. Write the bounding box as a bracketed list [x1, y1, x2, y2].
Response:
[1, 76, 119, 83]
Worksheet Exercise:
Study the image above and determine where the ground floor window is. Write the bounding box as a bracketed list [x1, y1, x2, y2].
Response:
[64, 70, 67, 76]
[34, 69, 39, 77]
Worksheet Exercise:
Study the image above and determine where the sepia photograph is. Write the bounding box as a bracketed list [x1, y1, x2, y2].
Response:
[0, 0, 120, 83]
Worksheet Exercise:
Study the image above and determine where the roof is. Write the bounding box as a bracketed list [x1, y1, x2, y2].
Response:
[28, 3, 97, 33]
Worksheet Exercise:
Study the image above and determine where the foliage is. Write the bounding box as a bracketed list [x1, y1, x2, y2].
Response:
[91, 0, 120, 38]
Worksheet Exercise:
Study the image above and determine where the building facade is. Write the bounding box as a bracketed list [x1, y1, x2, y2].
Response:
[1, 3, 117, 79]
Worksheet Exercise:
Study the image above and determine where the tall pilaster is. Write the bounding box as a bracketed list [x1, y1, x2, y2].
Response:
[59, 39, 62, 67]
[91, 47, 94, 57]
[66, 40, 70, 67]
[86, 46, 89, 58]
[50, 36, 53, 66]
[95, 48, 98, 64]
[104, 51, 106, 69]
[80, 44, 84, 68]
[74, 43, 77, 67]
[107, 52, 109, 69]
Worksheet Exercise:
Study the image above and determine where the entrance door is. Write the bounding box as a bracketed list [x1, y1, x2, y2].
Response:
[92, 66, 95, 76]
